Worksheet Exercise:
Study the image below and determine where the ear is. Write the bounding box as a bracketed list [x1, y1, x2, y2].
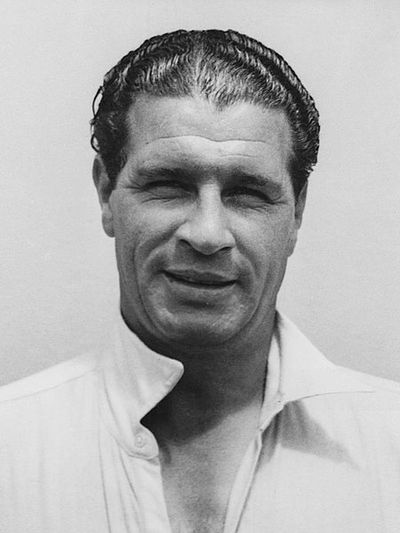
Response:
[92, 155, 115, 237]
[294, 181, 308, 228]
[288, 181, 308, 256]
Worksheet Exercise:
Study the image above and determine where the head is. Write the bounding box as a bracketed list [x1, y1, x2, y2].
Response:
[91, 29, 319, 200]
[91, 29, 320, 354]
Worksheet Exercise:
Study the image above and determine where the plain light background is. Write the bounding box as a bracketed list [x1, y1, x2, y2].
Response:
[1, 0, 399, 385]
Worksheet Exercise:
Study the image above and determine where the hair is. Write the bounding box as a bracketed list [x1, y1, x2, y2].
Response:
[90, 29, 320, 198]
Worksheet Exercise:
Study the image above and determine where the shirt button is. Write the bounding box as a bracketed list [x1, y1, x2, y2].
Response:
[135, 433, 147, 449]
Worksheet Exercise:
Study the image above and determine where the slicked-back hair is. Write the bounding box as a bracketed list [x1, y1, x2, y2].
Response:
[91, 29, 320, 198]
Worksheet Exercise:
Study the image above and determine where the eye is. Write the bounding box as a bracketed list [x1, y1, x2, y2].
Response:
[224, 187, 270, 207]
[145, 180, 191, 199]
[148, 180, 181, 189]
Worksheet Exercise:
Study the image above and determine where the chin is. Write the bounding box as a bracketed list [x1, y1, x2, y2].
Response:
[153, 311, 241, 347]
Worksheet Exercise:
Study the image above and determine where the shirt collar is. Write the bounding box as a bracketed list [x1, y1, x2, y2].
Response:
[274, 312, 374, 405]
[99, 310, 374, 455]
[99, 314, 183, 456]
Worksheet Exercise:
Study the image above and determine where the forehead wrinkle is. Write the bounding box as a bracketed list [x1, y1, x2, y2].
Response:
[139, 135, 283, 162]
[133, 135, 288, 185]
[143, 134, 269, 146]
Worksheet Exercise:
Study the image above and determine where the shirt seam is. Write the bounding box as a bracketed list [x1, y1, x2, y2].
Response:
[0, 360, 100, 405]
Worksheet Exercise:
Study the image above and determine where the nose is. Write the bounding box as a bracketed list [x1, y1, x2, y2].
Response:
[176, 186, 235, 255]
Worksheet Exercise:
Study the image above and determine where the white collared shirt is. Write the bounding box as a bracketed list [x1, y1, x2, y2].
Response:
[1, 313, 400, 532]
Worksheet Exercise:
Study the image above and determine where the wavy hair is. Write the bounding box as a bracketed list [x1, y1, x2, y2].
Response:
[91, 29, 320, 197]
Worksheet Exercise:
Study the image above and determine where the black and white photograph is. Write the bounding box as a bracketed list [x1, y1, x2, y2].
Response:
[1, 1, 399, 531]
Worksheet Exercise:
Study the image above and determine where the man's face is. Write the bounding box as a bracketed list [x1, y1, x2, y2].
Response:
[97, 96, 305, 348]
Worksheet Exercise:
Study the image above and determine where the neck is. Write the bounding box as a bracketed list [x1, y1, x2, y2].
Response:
[139, 309, 276, 443]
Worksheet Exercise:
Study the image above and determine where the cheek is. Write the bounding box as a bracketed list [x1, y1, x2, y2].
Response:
[114, 205, 178, 274]
[236, 214, 294, 271]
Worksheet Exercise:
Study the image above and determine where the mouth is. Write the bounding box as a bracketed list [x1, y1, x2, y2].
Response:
[164, 271, 236, 289]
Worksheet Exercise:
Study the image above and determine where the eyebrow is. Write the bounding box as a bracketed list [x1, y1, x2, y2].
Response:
[136, 166, 283, 191]
[231, 171, 277, 187]
[136, 167, 187, 180]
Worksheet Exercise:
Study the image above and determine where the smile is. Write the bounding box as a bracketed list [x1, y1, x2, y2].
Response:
[164, 270, 236, 289]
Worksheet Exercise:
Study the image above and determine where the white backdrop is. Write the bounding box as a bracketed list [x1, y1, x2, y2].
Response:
[1, 0, 399, 385]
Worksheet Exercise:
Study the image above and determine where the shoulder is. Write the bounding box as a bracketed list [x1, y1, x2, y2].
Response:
[301, 365, 400, 452]
[0, 352, 99, 403]
[336, 364, 400, 407]
[340, 367, 400, 441]
[278, 313, 400, 444]
[0, 352, 102, 460]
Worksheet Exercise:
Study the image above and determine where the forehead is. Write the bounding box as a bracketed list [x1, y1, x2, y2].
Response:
[124, 96, 293, 180]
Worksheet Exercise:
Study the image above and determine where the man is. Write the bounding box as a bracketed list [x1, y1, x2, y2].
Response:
[0, 29, 399, 533]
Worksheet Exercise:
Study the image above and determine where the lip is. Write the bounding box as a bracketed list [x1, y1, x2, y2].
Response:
[164, 269, 237, 288]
